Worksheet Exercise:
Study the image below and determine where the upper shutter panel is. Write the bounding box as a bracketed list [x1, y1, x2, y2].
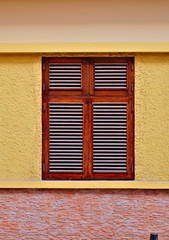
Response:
[93, 103, 127, 173]
[94, 63, 127, 89]
[49, 64, 81, 89]
[49, 103, 83, 172]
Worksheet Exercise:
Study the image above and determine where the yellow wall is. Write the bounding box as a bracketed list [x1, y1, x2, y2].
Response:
[0, 55, 42, 180]
[0, 43, 169, 53]
[135, 54, 169, 180]
[0, 53, 169, 180]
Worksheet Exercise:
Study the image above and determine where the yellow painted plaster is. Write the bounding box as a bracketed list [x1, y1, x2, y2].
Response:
[0, 55, 42, 180]
[0, 43, 169, 53]
[0, 53, 169, 183]
[135, 54, 169, 180]
[0, 181, 169, 189]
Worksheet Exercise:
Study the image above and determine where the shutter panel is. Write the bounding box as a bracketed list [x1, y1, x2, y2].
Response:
[49, 103, 83, 172]
[43, 57, 134, 180]
[94, 63, 127, 89]
[49, 64, 81, 89]
[93, 103, 127, 173]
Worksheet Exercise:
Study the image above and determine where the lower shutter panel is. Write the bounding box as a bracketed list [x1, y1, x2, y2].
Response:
[49, 103, 83, 172]
[93, 103, 127, 173]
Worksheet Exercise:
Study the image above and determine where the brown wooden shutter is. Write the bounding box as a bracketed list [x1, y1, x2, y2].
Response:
[94, 63, 127, 89]
[42, 57, 134, 180]
[93, 103, 127, 173]
[49, 63, 82, 89]
[49, 103, 83, 173]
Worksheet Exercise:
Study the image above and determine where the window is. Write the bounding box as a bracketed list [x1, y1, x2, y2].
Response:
[42, 57, 134, 180]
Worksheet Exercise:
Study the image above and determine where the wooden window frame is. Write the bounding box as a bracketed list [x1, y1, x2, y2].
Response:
[42, 57, 134, 180]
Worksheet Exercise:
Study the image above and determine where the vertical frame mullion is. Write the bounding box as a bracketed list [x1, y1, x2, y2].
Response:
[81, 58, 88, 96]
[42, 100, 49, 179]
[43, 58, 50, 93]
[127, 58, 134, 96]
[86, 58, 90, 96]
[89, 58, 94, 96]
[127, 98, 134, 179]
[83, 101, 89, 179]
[42, 58, 50, 179]
[87, 100, 93, 179]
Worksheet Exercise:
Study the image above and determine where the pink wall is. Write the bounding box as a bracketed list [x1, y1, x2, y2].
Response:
[0, 189, 168, 239]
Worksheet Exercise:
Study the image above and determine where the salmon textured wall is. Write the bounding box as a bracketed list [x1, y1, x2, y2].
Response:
[0, 189, 168, 240]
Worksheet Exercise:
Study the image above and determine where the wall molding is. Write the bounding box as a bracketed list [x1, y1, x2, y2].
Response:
[0, 181, 169, 189]
[0, 43, 169, 53]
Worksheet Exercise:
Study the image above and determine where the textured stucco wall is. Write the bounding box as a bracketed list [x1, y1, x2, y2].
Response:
[0, 54, 169, 180]
[0, 189, 168, 239]
[135, 54, 169, 180]
[0, 55, 42, 180]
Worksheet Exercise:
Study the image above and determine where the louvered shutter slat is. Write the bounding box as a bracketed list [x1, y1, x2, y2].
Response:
[93, 103, 127, 173]
[49, 103, 83, 172]
[49, 64, 81, 89]
[95, 64, 127, 89]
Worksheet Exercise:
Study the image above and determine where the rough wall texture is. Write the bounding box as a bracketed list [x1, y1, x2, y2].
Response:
[0, 54, 42, 180]
[0, 54, 169, 180]
[0, 189, 168, 240]
[135, 54, 169, 180]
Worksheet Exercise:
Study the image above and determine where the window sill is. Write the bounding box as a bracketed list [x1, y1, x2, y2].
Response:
[0, 181, 169, 189]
